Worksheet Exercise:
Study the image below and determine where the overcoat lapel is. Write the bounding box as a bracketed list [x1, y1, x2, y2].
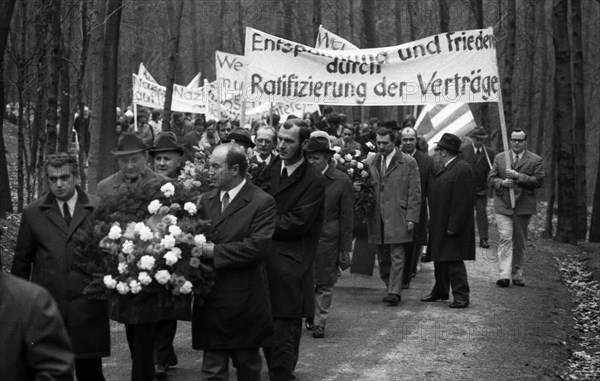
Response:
[513, 150, 529, 171]
[39, 193, 69, 235]
[270, 160, 306, 196]
[208, 183, 253, 227]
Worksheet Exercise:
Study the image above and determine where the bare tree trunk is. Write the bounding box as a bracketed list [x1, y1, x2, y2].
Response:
[313, 0, 321, 41]
[439, 0, 449, 33]
[0, 0, 17, 217]
[502, 0, 516, 131]
[571, 0, 587, 240]
[58, 10, 71, 154]
[47, 0, 62, 155]
[281, 0, 294, 41]
[362, 0, 377, 119]
[33, 4, 47, 198]
[553, 0, 577, 244]
[161, 0, 185, 133]
[76, 0, 89, 189]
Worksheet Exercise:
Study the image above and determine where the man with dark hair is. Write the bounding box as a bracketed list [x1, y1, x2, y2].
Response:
[12, 153, 110, 380]
[460, 126, 495, 248]
[268, 114, 281, 129]
[73, 106, 91, 166]
[192, 143, 276, 381]
[422, 133, 475, 308]
[216, 119, 233, 143]
[367, 128, 421, 306]
[1, 269, 75, 381]
[181, 117, 206, 164]
[170, 112, 189, 143]
[325, 112, 342, 138]
[398, 127, 433, 288]
[96, 133, 161, 198]
[263, 119, 326, 380]
[333, 124, 361, 154]
[305, 136, 353, 339]
[488, 128, 544, 288]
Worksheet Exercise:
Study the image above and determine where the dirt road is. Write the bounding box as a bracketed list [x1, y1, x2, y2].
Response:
[103, 236, 573, 381]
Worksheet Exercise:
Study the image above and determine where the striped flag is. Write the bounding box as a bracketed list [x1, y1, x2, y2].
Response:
[414, 104, 477, 154]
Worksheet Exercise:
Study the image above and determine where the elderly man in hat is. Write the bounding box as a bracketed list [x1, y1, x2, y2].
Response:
[305, 136, 353, 339]
[151, 133, 183, 179]
[224, 127, 255, 154]
[96, 132, 161, 199]
[367, 127, 421, 307]
[421, 133, 475, 308]
[460, 126, 495, 248]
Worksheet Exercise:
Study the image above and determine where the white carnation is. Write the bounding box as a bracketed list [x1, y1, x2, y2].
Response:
[344, 154, 353, 161]
[155, 270, 171, 285]
[333, 146, 341, 153]
[168, 225, 182, 237]
[357, 162, 364, 170]
[162, 215, 178, 226]
[160, 182, 176, 197]
[333, 153, 342, 162]
[118, 262, 129, 275]
[355, 149, 362, 157]
[194, 234, 207, 246]
[129, 280, 142, 294]
[122, 240, 135, 254]
[348, 168, 354, 175]
[160, 235, 176, 249]
[133, 222, 146, 233]
[138, 272, 152, 286]
[184, 202, 197, 215]
[116, 282, 130, 295]
[180, 281, 193, 294]
[108, 225, 122, 240]
[103, 275, 117, 289]
[148, 200, 162, 214]
[138, 226, 154, 241]
[361, 170, 369, 178]
[164, 251, 179, 266]
[137, 255, 156, 270]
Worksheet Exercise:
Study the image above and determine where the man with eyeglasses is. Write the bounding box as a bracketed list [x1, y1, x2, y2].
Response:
[12, 153, 110, 380]
[488, 129, 544, 288]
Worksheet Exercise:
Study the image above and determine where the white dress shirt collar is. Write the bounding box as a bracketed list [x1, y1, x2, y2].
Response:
[220, 179, 246, 204]
[57, 189, 78, 217]
[281, 157, 305, 177]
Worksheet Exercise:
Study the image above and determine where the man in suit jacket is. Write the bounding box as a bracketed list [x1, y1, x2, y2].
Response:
[192, 143, 276, 381]
[263, 119, 326, 381]
[367, 127, 421, 306]
[398, 127, 434, 288]
[305, 136, 354, 339]
[251, 126, 278, 166]
[0, 270, 74, 381]
[421, 133, 475, 308]
[460, 126, 496, 248]
[488, 129, 544, 287]
[12, 153, 110, 380]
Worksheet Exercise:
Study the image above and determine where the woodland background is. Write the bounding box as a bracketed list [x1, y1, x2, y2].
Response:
[0, 0, 599, 245]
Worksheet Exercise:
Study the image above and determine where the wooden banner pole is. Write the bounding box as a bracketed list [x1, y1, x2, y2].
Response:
[496, 91, 516, 208]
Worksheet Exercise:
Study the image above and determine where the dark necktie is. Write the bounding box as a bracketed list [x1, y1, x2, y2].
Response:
[476, 148, 482, 156]
[62, 202, 72, 227]
[281, 168, 289, 180]
[381, 158, 387, 177]
[221, 192, 230, 213]
[514, 154, 520, 167]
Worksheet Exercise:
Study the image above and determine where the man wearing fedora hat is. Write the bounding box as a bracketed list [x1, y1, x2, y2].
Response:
[422, 133, 475, 308]
[367, 127, 421, 307]
[150, 133, 183, 179]
[223, 127, 256, 160]
[96, 132, 161, 199]
[460, 126, 496, 248]
[305, 136, 353, 339]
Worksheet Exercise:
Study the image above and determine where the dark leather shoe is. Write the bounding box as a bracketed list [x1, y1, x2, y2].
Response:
[496, 279, 510, 287]
[305, 318, 314, 330]
[421, 293, 449, 302]
[480, 239, 490, 248]
[512, 279, 525, 287]
[449, 300, 469, 308]
[312, 325, 325, 338]
[154, 365, 168, 380]
[383, 293, 400, 306]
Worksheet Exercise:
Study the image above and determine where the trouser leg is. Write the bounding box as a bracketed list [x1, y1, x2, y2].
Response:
[154, 319, 178, 367]
[75, 358, 105, 381]
[230, 348, 262, 381]
[448, 260, 470, 302]
[474, 194, 489, 240]
[376, 244, 391, 288]
[201, 350, 229, 381]
[431, 261, 450, 297]
[495, 213, 514, 279]
[125, 323, 156, 381]
[512, 214, 531, 280]
[263, 318, 301, 381]
[387, 244, 405, 295]
[313, 284, 334, 327]
[403, 242, 415, 286]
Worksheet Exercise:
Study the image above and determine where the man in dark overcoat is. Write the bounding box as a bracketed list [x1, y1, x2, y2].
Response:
[305, 136, 354, 339]
[460, 126, 496, 248]
[263, 119, 326, 381]
[0, 269, 75, 381]
[192, 143, 276, 381]
[398, 127, 434, 288]
[421, 133, 475, 308]
[12, 153, 110, 380]
[367, 127, 421, 306]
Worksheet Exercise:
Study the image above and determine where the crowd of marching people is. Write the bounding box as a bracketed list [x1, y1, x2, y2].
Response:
[1, 103, 544, 381]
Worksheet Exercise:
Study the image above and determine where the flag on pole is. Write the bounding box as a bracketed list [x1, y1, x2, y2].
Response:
[414, 104, 477, 154]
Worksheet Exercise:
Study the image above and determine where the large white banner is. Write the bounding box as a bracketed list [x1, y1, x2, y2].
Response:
[244, 27, 500, 106]
[315, 25, 359, 50]
[132, 74, 207, 113]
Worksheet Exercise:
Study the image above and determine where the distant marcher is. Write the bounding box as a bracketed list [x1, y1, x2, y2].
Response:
[148, 109, 162, 137]
[332, 124, 361, 154]
[460, 127, 496, 248]
[252, 125, 278, 166]
[170, 112, 190, 143]
[199, 120, 220, 154]
[488, 129, 544, 288]
[0, 269, 75, 381]
[181, 117, 206, 164]
[12, 153, 110, 380]
[421, 133, 475, 308]
[216, 119, 233, 143]
[73, 106, 91, 165]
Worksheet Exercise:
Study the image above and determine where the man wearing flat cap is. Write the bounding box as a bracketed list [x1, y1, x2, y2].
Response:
[305, 136, 353, 339]
[96, 132, 161, 199]
[150, 133, 183, 179]
[460, 126, 495, 248]
[422, 133, 475, 308]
